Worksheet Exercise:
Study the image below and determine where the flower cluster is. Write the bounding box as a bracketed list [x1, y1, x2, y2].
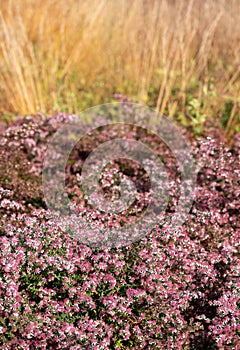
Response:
[0, 112, 239, 349]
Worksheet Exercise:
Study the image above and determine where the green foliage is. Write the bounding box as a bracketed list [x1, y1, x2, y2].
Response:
[177, 97, 206, 135]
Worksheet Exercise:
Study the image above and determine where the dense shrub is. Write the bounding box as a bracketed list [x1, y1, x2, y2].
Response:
[0, 113, 239, 349]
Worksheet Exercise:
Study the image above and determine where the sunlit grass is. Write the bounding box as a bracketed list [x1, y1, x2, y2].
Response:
[0, 0, 239, 136]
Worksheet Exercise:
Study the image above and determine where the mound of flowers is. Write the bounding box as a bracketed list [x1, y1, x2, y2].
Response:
[0, 112, 239, 349]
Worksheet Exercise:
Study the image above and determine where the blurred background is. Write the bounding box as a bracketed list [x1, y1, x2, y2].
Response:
[0, 0, 239, 138]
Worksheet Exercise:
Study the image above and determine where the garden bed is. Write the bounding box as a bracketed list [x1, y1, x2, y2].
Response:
[0, 112, 239, 349]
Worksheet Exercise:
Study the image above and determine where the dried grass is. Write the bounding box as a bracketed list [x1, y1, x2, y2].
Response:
[0, 0, 239, 133]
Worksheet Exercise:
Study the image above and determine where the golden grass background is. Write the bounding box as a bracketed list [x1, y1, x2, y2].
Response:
[0, 0, 239, 135]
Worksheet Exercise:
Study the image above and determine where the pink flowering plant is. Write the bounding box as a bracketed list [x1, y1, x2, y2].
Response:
[0, 105, 239, 349]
